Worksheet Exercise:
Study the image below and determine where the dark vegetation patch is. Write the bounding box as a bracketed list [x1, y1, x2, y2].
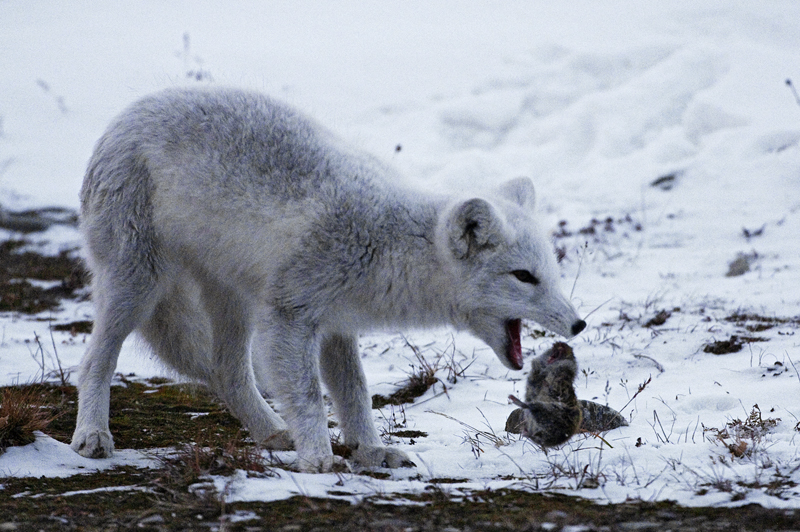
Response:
[651, 172, 679, 190]
[742, 225, 765, 240]
[553, 214, 643, 241]
[761, 361, 788, 378]
[3, 475, 800, 531]
[372, 345, 439, 409]
[744, 322, 774, 333]
[0, 206, 78, 233]
[428, 477, 469, 484]
[702, 313, 800, 354]
[726, 252, 758, 277]
[160, 435, 278, 488]
[387, 429, 427, 439]
[552, 214, 642, 262]
[371, 374, 437, 409]
[0, 378, 247, 453]
[0, 238, 88, 314]
[726, 312, 800, 328]
[644, 309, 673, 328]
[106, 378, 246, 450]
[51, 319, 93, 334]
[703, 335, 766, 355]
[330, 438, 353, 460]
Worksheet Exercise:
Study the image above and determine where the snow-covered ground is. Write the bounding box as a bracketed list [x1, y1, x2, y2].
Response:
[2, 0, 800, 508]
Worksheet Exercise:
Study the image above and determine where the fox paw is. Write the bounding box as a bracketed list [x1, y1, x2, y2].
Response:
[71, 429, 114, 458]
[297, 454, 349, 473]
[261, 429, 294, 451]
[349, 445, 416, 469]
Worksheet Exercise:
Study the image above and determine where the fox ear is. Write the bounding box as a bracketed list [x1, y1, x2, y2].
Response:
[498, 177, 536, 209]
[446, 198, 504, 260]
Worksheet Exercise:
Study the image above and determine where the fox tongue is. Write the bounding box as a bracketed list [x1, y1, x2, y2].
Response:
[505, 319, 523, 370]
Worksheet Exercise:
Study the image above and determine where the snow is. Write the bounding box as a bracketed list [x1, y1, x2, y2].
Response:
[2, 0, 800, 508]
[0, 433, 157, 479]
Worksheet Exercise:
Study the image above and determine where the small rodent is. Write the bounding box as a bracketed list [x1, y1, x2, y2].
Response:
[506, 342, 582, 448]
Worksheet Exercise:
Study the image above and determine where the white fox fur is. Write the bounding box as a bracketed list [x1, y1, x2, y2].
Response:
[71, 87, 585, 472]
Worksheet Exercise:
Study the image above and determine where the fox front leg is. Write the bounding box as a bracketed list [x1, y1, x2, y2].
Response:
[320, 333, 415, 469]
[257, 315, 345, 473]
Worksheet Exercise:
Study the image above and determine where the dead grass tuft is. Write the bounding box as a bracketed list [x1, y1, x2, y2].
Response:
[0, 386, 56, 451]
[704, 404, 780, 458]
[156, 431, 276, 491]
[372, 338, 440, 409]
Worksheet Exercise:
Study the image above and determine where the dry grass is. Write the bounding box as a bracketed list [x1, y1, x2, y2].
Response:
[371, 338, 441, 409]
[153, 432, 277, 496]
[703, 404, 780, 458]
[0, 386, 56, 452]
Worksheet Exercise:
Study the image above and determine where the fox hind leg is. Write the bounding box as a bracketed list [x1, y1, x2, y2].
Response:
[198, 281, 292, 450]
[138, 278, 214, 383]
[71, 269, 160, 458]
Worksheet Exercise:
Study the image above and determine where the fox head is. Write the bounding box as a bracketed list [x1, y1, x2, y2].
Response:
[435, 177, 585, 370]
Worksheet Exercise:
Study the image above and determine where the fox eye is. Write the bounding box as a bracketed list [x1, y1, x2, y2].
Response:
[511, 270, 540, 285]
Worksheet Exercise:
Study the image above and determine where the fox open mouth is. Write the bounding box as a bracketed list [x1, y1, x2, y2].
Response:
[505, 319, 523, 370]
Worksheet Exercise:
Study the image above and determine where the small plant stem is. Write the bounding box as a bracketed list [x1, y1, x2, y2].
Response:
[570, 242, 588, 300]
[787, 79, 800, 108]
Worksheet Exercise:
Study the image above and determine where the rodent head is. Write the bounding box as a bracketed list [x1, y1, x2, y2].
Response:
[546, 342, 575, 365]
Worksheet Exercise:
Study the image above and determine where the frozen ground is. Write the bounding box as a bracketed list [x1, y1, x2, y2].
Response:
[1, 0, 800, 509]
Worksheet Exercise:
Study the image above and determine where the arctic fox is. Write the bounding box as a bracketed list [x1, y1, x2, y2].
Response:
[71, 87, 586, 472]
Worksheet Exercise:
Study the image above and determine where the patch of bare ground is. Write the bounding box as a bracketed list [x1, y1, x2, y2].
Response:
[703, 335, 766, 355]
[725, 312, 800, 330]
[0, 238, 88, 314]
[2, 478, 800, 531]
[701, 313, 800, 354]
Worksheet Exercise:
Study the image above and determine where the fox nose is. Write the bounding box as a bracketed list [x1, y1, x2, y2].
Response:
[571, 319, 587, 336]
